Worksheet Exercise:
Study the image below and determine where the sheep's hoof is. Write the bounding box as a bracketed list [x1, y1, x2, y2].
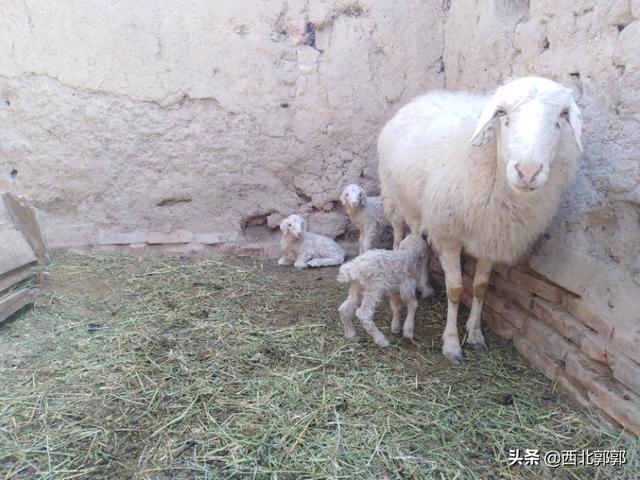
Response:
[376, 337, 391, 348]
[468, 340, 489, 353]
[443, 346, 464, 365]
[402, 329, 414, 340]
[391, 324, 401, 335]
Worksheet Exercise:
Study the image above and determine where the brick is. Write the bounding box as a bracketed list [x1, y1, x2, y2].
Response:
[531, 298, 591, 345]
[580, 332, 612, 366]
[510, 268, 562, 303]
[491, 273, 533, 311]
[483, 290, 509, 316]
[462, 256, 476, 276]
[98, 229, 147, 245]
[610, 354, 640, 397]
[44, 224, 98, 248]
[194, 231, 238, 245]
[147, 229, 194, 245]
[562, 294, 613, 339]
[611, 320, 640, 365]
[556, 372, 591, 408]
[523, 317, 573, 362]
[492, 264, 510, 277]
[588, 378, 640, 437]
[484, 310, 518, 340]
[565, 351, 609, 390]
[513, 335, 561, 379]
[501, 302, 530, 330]
[529, 245, 599, 296]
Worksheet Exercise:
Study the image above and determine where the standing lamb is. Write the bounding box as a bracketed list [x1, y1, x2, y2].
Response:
[336, 234, 427, 347]
[378, 77, 583, 364]
[340, 184, 390, 254]
[341, 184, 434, 298]
[277, 214, 345, 268]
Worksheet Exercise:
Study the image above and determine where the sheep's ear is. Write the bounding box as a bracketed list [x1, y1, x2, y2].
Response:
[470, 96, 501, 144]
[568, 98, 583, 153]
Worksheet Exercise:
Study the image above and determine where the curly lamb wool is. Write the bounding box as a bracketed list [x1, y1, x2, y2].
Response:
[336, 234, 427, 347]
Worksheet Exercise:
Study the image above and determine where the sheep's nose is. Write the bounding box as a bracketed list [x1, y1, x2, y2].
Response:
[515, 163, 543, 185]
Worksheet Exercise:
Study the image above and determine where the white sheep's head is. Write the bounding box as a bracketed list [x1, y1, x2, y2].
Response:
[280, 214, 307, 239]
[340, 184, 366, 209]
[470, 77, 583, 193]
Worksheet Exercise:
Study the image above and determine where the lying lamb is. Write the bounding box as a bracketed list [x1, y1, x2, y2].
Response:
[277, 214, 345, 268]
[340, 184, 391, 254]
[336, 234, 427, 347]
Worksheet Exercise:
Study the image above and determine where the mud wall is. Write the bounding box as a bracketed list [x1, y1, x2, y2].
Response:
[0, 0, 445, 252]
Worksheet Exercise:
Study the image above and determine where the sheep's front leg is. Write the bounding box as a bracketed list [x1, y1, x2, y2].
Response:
[389, 292, 402, 334]
[465, 258, 492, 352]
[358, 234, 365, 255]
[339, 283, 361, 340]
[440, 246, 464, 365]
[399, 280, 418, 339]
[294, 252, 311, 269]
[391, 220, 405, 250]
[355, 289, 389, 347]
[361, 228, 375, 253]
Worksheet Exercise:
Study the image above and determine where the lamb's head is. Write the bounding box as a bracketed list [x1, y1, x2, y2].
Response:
[280, 214, 307, 239]
[340, 184, 366, 209]
[470, 77, 583, 193]
[398, 233, 427, 255]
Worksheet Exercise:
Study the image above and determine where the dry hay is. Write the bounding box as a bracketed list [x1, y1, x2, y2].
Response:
[0, 252, 637, 479]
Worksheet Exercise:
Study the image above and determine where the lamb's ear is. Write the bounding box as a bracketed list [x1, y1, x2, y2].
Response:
[300, 217, 308, 232]
[340, 189, 348, 206]
[470, 95, 501, 144]
[279, 219, 287, 232]
[568, 98, 583, 153]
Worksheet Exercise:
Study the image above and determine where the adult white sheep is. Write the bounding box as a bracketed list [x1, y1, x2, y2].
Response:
[340, 184, 390, 254]
[378, 77, 583, 364]
[277, 214, 345, 268]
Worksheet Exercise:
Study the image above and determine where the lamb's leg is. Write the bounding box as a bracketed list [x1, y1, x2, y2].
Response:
[338, 283, 361, 340]
[306, 257, 343, 267]
[389, 291, 402, 334]
[358, 234, 365, 255]
[355, 289, 389, 347]
[361, 228, 374, 253]
[465, 258, 492, 353]
[418, 253, 435, 299]
[277, 256, 292, 266]
[439, 246, 464, 365]
[400, 280, 418, 339]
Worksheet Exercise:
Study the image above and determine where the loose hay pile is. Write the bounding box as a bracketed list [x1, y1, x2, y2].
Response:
[0, 253, 637, 479]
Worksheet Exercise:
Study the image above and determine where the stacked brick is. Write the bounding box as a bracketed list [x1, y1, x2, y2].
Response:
[429, 252, 640, 437]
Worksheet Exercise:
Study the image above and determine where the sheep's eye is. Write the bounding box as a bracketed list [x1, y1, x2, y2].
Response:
[496, 108, 507, 117]
[560, 108, 570, 120]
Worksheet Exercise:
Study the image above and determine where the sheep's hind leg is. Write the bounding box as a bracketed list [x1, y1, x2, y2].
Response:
[306, 257, 343, 267]
[439, 245, 464, 365]
[389, 291, 402, 334]
[338, 283, 362, 340]
[418, 252, 435, 299]
[391, 220, 405, 250]
[465, 258, 492, 353]
[400, 280, 418, 339]
[356, 289, 389, 347]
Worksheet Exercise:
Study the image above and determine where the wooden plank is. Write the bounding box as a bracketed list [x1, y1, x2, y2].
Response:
[0, 288, 37, 324]
[0, 264, 35, 294]
[2, 193, 49, 265]
[0, 228, 37, 276]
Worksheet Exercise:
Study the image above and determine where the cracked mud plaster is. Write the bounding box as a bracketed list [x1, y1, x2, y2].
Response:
[0, 0, 444, 238]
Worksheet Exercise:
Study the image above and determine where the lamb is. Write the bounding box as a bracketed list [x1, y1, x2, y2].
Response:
[340, 184, 390, 254]
[277, 214, 345, 268]
[336, 234, 427, 347]
[378, 77, 583, 364]
[341, 184, 434, 298]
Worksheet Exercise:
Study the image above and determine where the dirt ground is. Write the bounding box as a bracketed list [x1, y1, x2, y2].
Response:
[0, 252, 637, 479]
